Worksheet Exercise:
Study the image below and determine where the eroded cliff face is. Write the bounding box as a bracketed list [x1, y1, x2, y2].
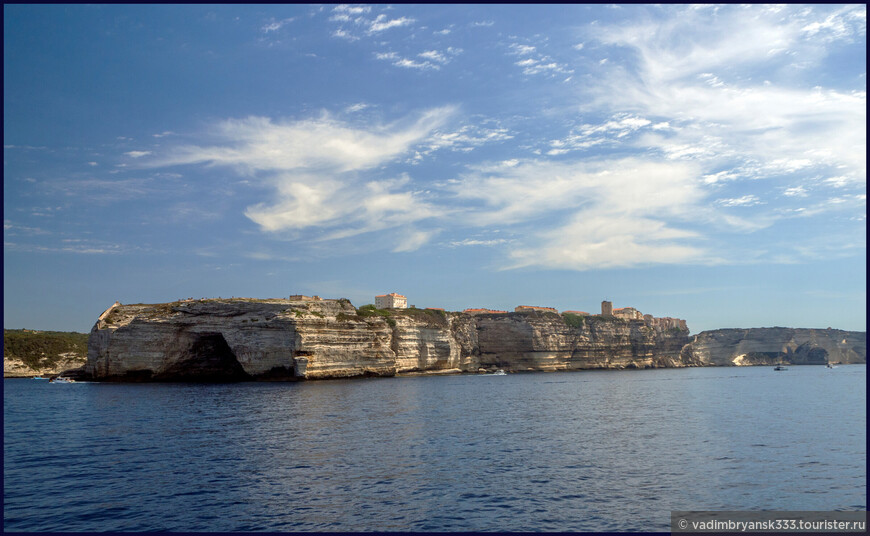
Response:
[83, 299, 692, 381]
[681, 328, 866, 366]
[4, 353, 87, 378]
[472, 312, 691, 371]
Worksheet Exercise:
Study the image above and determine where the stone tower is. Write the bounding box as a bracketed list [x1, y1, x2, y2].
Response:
[601, 300, 613, 316]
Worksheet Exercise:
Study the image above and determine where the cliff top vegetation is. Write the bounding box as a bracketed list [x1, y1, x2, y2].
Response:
[3, 329, 89, 369]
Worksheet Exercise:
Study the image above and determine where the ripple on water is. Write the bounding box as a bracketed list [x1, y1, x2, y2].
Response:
[3, 366, 867, 531]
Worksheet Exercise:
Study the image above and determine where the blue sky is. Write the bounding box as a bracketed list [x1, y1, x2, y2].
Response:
[3, 4, 866, 333]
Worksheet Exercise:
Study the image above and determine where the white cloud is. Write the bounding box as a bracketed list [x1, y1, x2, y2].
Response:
[333, 4, 371, 16]
[332, 28, 358, 41]
[445, 157, 740, 270]
[415, 123, 513, 157]
[449, 238, 509, 247]
[546, 113, 653, 155]
[716, 195, 763, 207]
[158, 107, 455, 174]
[452, 158, 707, 226]
[3, 222, 51, 236]
[368, 14, 414, 34]
[393, 228, 438, 252]
[508, 214, 710, 271]
[375, 48, 461, 72]
[419, 50, 447, 63]
[394, 58, 437, 70]
[154, 109, 456, 245]
[508, 42, 572, 76]
[783, 186, 808, 197]
[261, 18, 294, 33]
[581, 5, 865, 191]
[345, 102, 370, 113]
[45, 177, 154, 202]
[125, 150, 152, 158]
[510, 44, 537, 55]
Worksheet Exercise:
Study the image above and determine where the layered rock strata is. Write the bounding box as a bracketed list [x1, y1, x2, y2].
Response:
[4, 353, 87, 378]
[681, 327, 866, 366]
[82, 299, 693, 381]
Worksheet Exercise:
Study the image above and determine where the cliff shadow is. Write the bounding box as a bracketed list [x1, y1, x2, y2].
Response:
[154, 332, 252, 382]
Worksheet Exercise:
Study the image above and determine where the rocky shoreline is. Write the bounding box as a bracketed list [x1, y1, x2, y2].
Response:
[74, 298, 691, 381]
[42, 298, 861, 382]
[6, 298, 864, 381]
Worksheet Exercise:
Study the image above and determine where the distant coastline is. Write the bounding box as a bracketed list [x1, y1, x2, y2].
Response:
[3, 329, 88, 378]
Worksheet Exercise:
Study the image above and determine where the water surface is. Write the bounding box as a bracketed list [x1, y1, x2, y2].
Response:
[4, 365, 866, 531]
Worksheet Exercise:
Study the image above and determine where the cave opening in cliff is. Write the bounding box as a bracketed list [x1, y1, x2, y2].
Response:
[156, 332, 252, 382]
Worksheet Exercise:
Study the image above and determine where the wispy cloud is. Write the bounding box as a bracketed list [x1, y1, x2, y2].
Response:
[157, 108, 455, 174]
[448, 157, 730, 270]
[368, 14, 414, 34]
[3, 221, 52, 236]
[44, 177, 155, 202]
[329, 5, 414, 39]
[4, 238, 132, 255]
[581, 4, 866, 192]
[261, 17, 295, 33]
[345, 102, 370, 113]
[716, 195, 764, 207]
[152, 108, 456, 250]
[374, 47, 462, 71]
[508, 42, 572, 77]
[782, 186, 808, 198]
[448, 238, 510, 247]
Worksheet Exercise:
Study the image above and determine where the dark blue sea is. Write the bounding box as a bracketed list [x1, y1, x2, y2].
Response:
[3, 365, 866, 532]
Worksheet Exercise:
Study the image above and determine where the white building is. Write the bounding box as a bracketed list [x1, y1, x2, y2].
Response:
[613, 306, 643, 320]
[375, 293, 407, 309]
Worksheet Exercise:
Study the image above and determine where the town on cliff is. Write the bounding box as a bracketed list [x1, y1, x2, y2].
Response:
[301, 291, 689, 331]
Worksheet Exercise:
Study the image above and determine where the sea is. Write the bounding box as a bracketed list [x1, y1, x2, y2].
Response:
[3, 365, 866, 532]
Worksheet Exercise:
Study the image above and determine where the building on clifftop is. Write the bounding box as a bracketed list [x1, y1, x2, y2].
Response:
[375, 293, 407, 309]
[613, 307, 643, 320]
[601, 301, 613, 316]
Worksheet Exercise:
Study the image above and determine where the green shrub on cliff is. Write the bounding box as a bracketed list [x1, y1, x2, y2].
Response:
[391, 307, 448, 327]
[356, 305, 396, 327]
[562, 312, 587, 328]
[3, 329, 89, 369]
[356, 304, 389, 317]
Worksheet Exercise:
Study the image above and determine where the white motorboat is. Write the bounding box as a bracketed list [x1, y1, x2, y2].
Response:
[49, 376, 76, 383]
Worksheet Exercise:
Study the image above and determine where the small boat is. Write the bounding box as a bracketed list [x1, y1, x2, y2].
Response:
[773, 365, 788, 371]
[492, 370, 507, 375]
[826, 363, 836, 369]
[32, 376, 48, 380]
[49, 376, 76, 383]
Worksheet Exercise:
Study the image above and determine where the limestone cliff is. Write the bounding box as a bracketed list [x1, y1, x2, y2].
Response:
[4, 353, 87, 378]
[80, 299, 693, 381]
[681, 327, 866, 366]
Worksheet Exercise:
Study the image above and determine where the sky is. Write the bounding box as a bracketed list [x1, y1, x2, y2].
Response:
[3, 4, 866, 334]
